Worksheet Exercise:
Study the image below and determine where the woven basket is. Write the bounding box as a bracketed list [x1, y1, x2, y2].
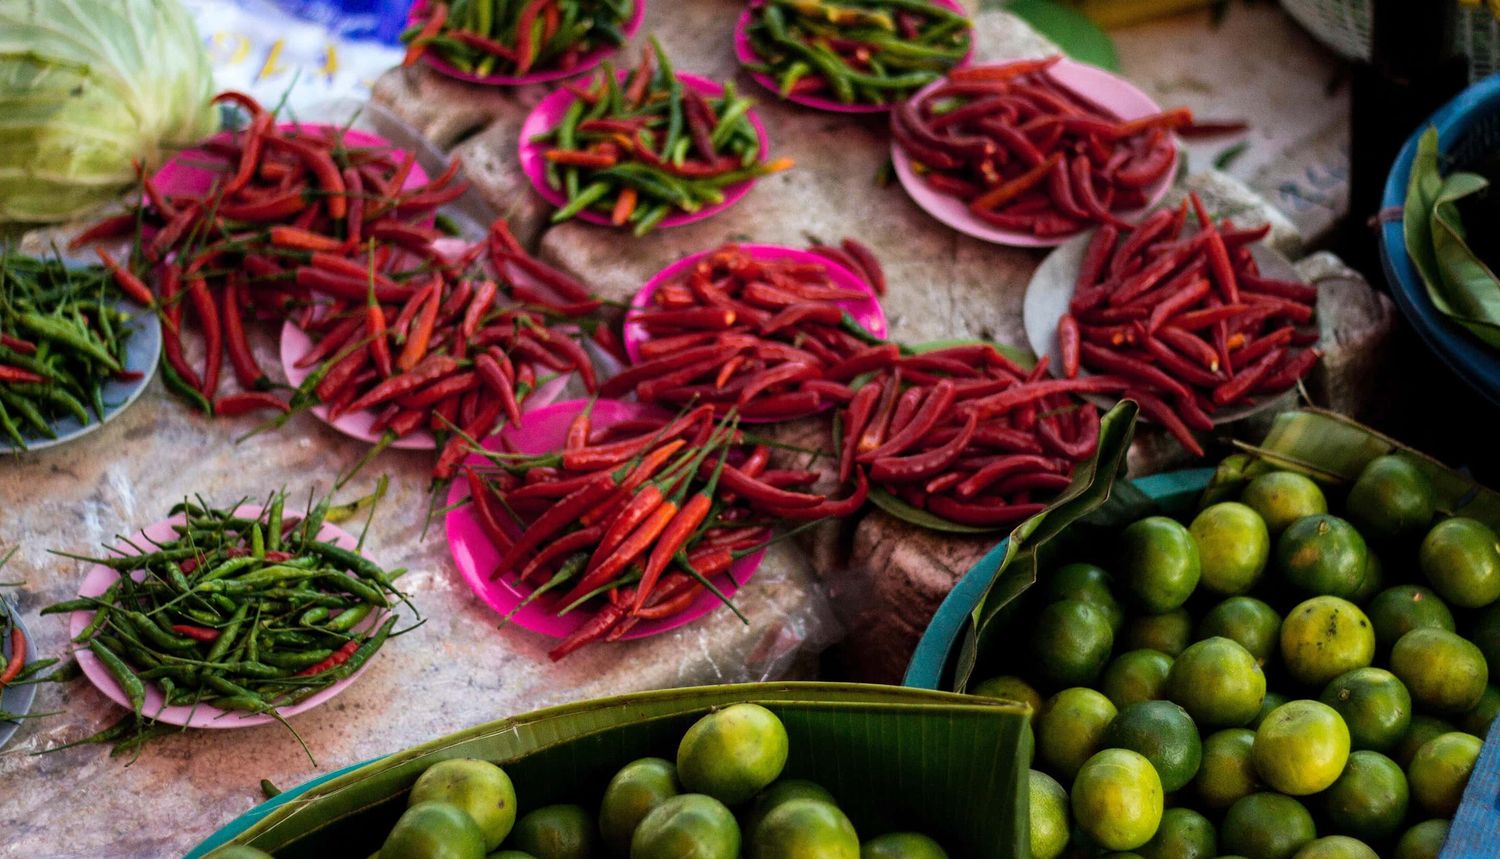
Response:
[1281, 0, 1500, 79]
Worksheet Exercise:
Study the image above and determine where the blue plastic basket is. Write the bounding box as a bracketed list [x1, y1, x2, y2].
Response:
[1379, 72, 1500, 409]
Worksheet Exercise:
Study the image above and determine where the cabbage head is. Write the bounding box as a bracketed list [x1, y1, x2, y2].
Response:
[0, 0, 218, 222]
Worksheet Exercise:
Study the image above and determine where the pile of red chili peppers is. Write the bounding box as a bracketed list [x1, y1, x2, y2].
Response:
[836, 345, 1112, 528]
[1059, 194, 1321, 456]
[73, 92, 606, 482]
[464, 405, 867, 659]
[896, 56, 1189, 238]
[613, 242, 887, 421]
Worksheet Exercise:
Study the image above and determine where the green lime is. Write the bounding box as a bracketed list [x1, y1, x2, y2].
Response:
[599, 757, 679, 855]
[1166, 637, 1266, 728]
[747, 798, 858, 859]
[860, 832, 948, 859]
[510, 805, 595, 859]
[1290, 836, 1378, 859]
[1044, 562, 1125, 631]
[741, 780, 834, 844]
[1252, 692, 1289, 730]
[1276, 515, 1369, 598]
[1367, 586, 1456, 656]
[1101, 650, 1174, 710]
[1193, 729, 1258, 809]
[1120, 517, 1202, 613]
[1253, 699, 1350, 795]
[1349, 552, 1384, 604]
[383, 801, 487, 859]
[1071, 749, 1164, 852]
[1120, 609, 1193, 657]
[1390, 628, 1489, 713]
[631, 794, 739, 859]
[1190, 503, 1270, 595]
[1393, 715, 1458, 770]
[971, 675, 1043, 714]
[1280, 596, 1375, 686]
[1346, 455, 1436, 541]
[1470, 602, 1500, 670]
[1137, 807, 1215, 859]
[1197, 597, 1280, 666]
[1322, 750, 1409, 842]
[1104, 701, 1203, 793]
[1460, 684, 1500, 736]
[1241, 472, 1328, 537]
[1319, 668, 1412, 753]
[1393, 820, 1450, 859]
[1028, 769, 1070, 859]
[1031, 599, 1115, 687]
[409, 759, 517, 852]
[1420, 517, 1500, 608]
[678, 704, 789, 805]
[1220, 793, 1316, 859]
[1406, 731, 1482, 816]
[1036, 687, 1118, 781]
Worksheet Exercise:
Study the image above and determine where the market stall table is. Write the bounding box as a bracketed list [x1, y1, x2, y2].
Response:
[0, 3, 1381, 857]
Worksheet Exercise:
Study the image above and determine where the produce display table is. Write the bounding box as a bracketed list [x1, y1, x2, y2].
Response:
[0, 3, 1375, 857]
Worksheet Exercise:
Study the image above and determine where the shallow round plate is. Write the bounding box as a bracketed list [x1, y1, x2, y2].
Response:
[1023, 227, 1310, 423]
[733, 0, 972, 114]
[69, 506, 381, 728]
[892, 57, 1177, 248]
[0, 302, 160, 455]
[518, 72, 771, 230]
[411, 0, 645, 86]
[444, 398, 765, 640]
[279, 320, 572, 450]
[624, 243, 888, 366]
[0, 608, 37, 748]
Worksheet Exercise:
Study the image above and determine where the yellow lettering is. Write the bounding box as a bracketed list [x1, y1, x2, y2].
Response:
[258, 40, 287, 81]
[322, 44, 339, 81]
[208, 32, 252, 66]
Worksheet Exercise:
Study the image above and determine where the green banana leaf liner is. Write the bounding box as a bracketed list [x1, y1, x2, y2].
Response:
[212, 683, 1031, 858]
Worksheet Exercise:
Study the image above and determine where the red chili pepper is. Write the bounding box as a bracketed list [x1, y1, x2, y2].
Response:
[214, 391, 291, 416]
[95, 248, 155, 306]
[1212, 347, 1286, 406]
[403, 2, 448, 65]
[0, 335, 36, 356]
[476, 350, 522, 426]
[1142, 335, 1223, 389]
[548, 603, 624, 661]
[861, 379, 957, 461]
[954, 454, 1057, 499]
[926, 497, 1047, 527]
[1255, 348, 1321, 393]
[1166, 303, 1252, 332]
[762, 470, 870, 521]
[1130, 389, 1204, 456]
[969, 154, 1059, 213]
[344, 354, 459, 414]
[183, 275, 222, 398]
[219, 279, 267, 390]
[297, 639, 361, 676]
[1079, 342, 1190, 401]
[1, 626, 27, 686]
[1057, 314, 1082, 378]
[964, 376, 1128, 420]
[1241, 273, 1318, 303]
[69, 213, 138, 250]
[0, 364, 45, 384]
[170, 624, 220, 643]
[871, 411, 978, 484]
[496, 474, 617, 577]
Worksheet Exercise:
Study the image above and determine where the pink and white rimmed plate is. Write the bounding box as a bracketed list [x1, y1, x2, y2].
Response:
[518, 71, 771, 231]
[409, 0, 645, 87]
[623, 243, 888, 365]
[733, 0, 972, 113]
[891, 58, 1178, 248]
[444, 398, 765, 640]
[69, 507, 381, 729]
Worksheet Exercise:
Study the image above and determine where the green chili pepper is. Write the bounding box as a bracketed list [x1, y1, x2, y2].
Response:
[90, 640, 145, 716]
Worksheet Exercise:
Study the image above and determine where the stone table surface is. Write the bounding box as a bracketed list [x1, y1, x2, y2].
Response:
[0, 4, 1357, 858]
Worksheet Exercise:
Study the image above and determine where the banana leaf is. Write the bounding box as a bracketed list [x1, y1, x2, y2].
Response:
[1205, 407, 1500, 530]
[945, 399, 1140, 692]
[205, 683, 1030, 859]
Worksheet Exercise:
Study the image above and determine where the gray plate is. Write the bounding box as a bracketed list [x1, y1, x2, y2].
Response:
[0, 303, 161, 454]
[0, 606, 37, 748]
[1022, 230, 1309, 424]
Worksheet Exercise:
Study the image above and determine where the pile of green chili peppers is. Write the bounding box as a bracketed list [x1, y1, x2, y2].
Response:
[743, 0, 973, 106]
[0, 253, 139, 450]
[44, 490, 410, 752]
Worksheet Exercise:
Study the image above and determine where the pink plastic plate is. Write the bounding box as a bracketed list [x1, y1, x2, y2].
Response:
[410, 0, 645, 86]
[518, 72, 771, 230]
[444, 398, 765, 640]
[733, 0, 973, 113]
[70, 507, 380, 728]
[279, 319, 571, 450]
[891, 58, 1178, 248]
[153, 124, 427, 200]
[623, 243, 888, 367]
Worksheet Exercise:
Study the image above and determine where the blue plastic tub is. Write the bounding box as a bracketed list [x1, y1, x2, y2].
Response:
[1379, 72, 1500, 409]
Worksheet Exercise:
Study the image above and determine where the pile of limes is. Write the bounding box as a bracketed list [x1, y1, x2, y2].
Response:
[975, 454, 1498, 859]
[208, 704, 951, 859]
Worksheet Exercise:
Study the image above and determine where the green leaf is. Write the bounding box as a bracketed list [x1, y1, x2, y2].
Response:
[950, 399, 1139, 692]
[1406, 128, 1459, 317]
[909, 338, 1037, 370]
[1429, 171, 1500, 347]
[213, 684, 1031, 859]
[869, 488, 1000, 535]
